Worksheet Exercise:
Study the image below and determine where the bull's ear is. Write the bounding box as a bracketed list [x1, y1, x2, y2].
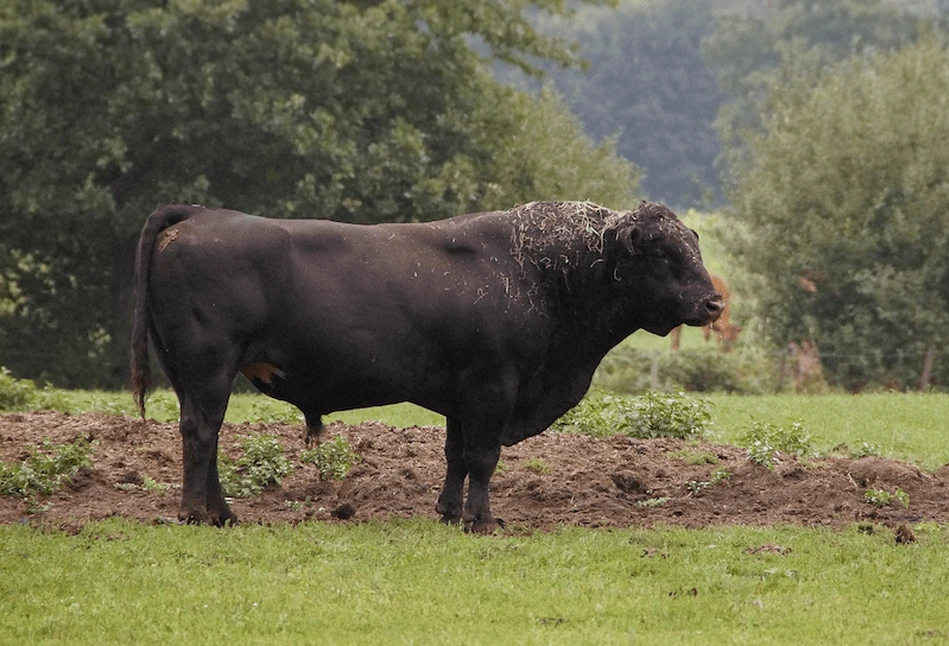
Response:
[615, 224, 642, 255]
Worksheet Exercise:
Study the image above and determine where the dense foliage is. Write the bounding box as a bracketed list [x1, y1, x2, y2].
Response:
[0, 437, 96, 498]
[706, 0, 929, 191]
[502, 0, 940, 209]
[726, 38, 949, 390]
[552, 389, 711, 439]
[0, 0, 636, 387]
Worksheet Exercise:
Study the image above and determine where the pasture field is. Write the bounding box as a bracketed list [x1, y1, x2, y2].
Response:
[2, 518, 949, 644]
[707, 392, 949, 470]
[4, 389, 949, 644]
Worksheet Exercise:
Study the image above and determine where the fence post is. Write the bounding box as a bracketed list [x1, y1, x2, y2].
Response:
[650, 351, 661, 390]
[776, 345, 789, 393]
[919, 347, 935, 390]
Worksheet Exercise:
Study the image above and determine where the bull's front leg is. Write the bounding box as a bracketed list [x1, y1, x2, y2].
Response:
[205, 435, 236, 526]
[435, 417, 467, 524]
[462, 431, 503, 534]
[453, 367, 515, 533]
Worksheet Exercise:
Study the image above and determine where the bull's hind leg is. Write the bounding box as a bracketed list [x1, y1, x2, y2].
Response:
[177, 377, 235, 526]
[435, 417, 466, 524]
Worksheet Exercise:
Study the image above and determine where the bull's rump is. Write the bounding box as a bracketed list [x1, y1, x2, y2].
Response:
[145, 209, 542, 415]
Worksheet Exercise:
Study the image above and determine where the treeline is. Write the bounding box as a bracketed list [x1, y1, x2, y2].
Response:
[3, 0, 949, 391]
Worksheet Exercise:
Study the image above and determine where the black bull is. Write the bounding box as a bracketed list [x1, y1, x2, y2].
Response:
[130, 200, 723, 531]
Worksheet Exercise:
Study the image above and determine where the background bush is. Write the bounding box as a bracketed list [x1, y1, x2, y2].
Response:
[553, 390, 712, 440]
[593, 346, 782, 395]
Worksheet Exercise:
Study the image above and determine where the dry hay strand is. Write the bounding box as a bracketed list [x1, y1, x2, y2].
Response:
[508, 201, 628, 271]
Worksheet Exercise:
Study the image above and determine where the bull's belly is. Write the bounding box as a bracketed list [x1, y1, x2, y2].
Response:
[239, 359, 451, 417]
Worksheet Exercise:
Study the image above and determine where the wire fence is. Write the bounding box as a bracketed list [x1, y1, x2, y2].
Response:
[595, 343, 945, 394]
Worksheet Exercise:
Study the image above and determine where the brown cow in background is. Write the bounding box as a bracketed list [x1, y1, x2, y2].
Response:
[670, 274, 740, 351]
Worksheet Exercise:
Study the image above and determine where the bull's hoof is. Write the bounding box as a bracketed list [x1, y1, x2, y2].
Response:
[440, 512, 463, 526]
[465, 517, 506, 535]
[178, 507, 238, 526]
[209, 510, 238, 527]
[436, 499, 463, 525]
[178, 508, 207, 525]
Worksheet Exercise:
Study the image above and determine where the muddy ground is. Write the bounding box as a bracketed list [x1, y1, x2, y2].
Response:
[2, 411, 949, 532]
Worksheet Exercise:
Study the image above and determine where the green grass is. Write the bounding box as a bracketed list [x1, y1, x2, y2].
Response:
[2, 518, 948, 645]
[6, 374, 949, 643]
[705, 393, 949, 470]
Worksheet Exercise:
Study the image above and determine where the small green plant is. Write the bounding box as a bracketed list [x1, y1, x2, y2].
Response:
[142, 476, 175, 493]
[709, 467, 730, 485]
[553, 390, 711, 439]
[0, 436, 96, 497]
[637, 496, 669, 507]
[850, 441, 883, 459]
[284, 497, 313, 512]
[524, 458, 552, 475]
[685, 467, 731, 497]
[299, 435, 358, 481]
[250, 400, 304, 425]
[625, 390, 712, 439]
[145, 395, 180, 423]
[738, 420, 814, 470]
[0, 366, 39, 410]
[115, 476, 174, 494]
[685, 480, 707, 496]
[30, 386, 72, 413]
[671, 448, 719, 465]
[865, 487, 909, 508]
[219, 433, 293, 497]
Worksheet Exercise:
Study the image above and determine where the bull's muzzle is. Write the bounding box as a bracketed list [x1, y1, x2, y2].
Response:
[704, 295, 725, 323]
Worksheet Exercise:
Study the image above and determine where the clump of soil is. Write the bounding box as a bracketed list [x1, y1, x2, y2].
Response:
[2, 411, 949, 531]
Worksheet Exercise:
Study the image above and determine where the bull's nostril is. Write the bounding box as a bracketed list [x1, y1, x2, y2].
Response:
[707, 297, 725, 315]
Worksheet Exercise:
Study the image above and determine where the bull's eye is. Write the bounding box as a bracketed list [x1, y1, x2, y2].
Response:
[651, 247, 668, 261]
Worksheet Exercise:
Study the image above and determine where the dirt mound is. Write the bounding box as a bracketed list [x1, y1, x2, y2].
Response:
[3, 411, 949, 531]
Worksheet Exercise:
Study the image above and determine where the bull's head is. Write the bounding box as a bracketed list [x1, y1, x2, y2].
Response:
[611, 202, 723, 336]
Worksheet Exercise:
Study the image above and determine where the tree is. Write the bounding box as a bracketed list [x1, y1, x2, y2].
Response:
[725, 37, 949, 390]
[704, 0, 926, 190]
[0, 0, 635, 387]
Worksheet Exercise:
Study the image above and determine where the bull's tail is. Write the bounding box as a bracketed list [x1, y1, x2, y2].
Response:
[129, 204, 201, 419]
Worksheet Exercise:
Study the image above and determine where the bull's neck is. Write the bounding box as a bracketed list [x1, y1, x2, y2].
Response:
[543, 261, 643, 359]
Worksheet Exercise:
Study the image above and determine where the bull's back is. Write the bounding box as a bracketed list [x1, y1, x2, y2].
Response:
[145, 209, 535, 413]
